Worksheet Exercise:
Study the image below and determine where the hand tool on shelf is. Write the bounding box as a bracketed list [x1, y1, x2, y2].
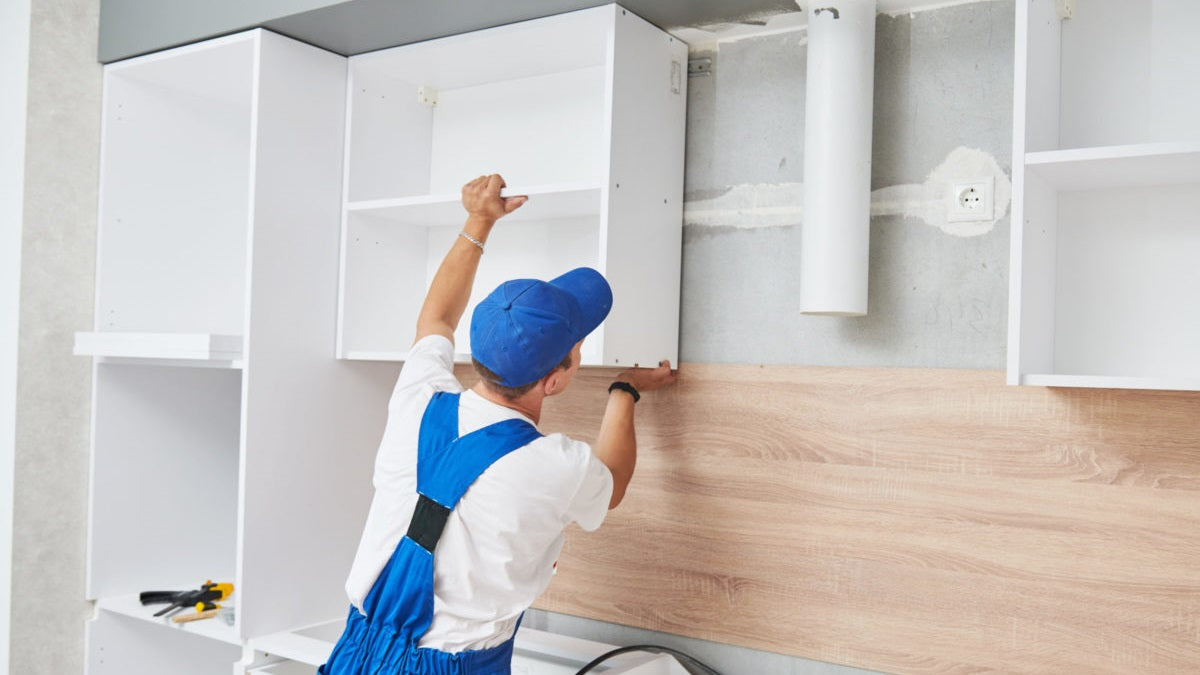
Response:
[139, 580, 234, 618]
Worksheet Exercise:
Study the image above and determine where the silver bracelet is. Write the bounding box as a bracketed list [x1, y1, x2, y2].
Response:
[458, 230, 485, 253]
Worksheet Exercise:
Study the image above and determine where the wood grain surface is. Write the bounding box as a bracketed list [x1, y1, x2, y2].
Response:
[490, 363, 1200, 674]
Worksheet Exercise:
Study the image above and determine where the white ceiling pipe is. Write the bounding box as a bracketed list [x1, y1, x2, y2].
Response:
[800, 0, 877, 316]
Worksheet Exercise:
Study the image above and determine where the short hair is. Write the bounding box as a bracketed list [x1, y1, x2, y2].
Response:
[472, 351, 574, 400]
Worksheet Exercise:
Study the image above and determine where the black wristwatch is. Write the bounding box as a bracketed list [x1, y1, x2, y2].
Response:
[608, 381, 640, 403]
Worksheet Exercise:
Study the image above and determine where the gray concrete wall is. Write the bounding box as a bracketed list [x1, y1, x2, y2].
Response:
[12, 0, 100, 672]
[11, 1, 1013, 672]
[682, 2, 1013, 369]
[532, 3, 1015, 673]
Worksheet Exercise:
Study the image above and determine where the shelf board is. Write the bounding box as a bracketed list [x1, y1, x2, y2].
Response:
[1019, 373, 1200, 391]
[95, 594, 240, 646]
[1025, 143, 1200, 191]
[346, 182, 602, 227]
[74, 332, 243, 366]
[341, 350, 474, 363]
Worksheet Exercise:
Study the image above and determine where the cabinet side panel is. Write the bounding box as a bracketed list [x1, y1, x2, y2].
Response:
[1053, 185, 1200, 378]
[341, 215, 428, 356]
[1014, 170, 1058, 378]
[88, 365, 240, 598]
[1022, 0, 1061, 152]
[96, 40, 254, 334]
[240, 32, 397, 639]
[601, 10, 686, 367]
[86, 611, 242, 675]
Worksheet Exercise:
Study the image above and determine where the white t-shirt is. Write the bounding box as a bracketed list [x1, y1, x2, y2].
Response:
[344, 334, 613, 651]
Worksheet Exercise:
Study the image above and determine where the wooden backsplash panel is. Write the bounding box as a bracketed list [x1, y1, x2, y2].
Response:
[525, 363, 1200, 674]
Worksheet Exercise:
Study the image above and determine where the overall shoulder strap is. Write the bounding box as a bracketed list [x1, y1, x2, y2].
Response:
[406, 391, 542, 553]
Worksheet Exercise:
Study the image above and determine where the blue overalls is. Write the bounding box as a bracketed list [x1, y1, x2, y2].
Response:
[321, 392, 542, 675]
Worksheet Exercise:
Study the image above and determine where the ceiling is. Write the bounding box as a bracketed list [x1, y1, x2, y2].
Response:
[98, 0, 970, 63]
[261, 0, 802, 57]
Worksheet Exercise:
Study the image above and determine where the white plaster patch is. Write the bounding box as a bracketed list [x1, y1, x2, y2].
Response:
[683, 183, 804, 229]
[682, 146, 1011, 237]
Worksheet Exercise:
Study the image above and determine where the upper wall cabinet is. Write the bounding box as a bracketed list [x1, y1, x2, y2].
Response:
[1008, 0, 1200, 390]
[336, 5, 688, 368]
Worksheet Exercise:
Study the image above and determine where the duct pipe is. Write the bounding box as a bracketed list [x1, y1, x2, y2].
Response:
[800, 1, 876, 316]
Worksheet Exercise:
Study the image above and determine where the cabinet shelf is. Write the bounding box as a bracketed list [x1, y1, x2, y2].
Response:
[346, 182, 603, 227]
[1025, 143, 1200, 190]
[95, 594, 240, 646]
[74, 332, 243, 366]
[1019, 373, 1200, 391]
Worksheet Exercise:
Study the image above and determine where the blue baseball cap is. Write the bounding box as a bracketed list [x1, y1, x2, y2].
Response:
[470, 267, 613, 387]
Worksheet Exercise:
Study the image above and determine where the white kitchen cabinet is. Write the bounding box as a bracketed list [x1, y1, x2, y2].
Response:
[1008, 0, 1200, 390]
[80, 5, 686, 671]
[79, 28, 395, 672]
[336, 4, 688, 368]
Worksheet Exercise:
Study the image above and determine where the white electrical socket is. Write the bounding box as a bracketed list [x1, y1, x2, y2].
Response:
[948, 177, 994, 222]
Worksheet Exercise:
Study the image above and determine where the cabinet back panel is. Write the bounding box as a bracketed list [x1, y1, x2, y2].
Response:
[1060, 0, 1200, 148]
[428, 67, 606, 194]
[424, 217, 601, 361]
[98, 52, 252, 334]
[348, 6, 609, 93]
[1053, 185, 1200, 377]
[87, 365, 240, 598]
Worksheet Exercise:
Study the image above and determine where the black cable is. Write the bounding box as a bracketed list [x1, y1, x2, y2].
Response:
[573, 644, 725, 675]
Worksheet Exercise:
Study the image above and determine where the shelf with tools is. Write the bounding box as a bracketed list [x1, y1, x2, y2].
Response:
[336, 4, 687, 368]
[93, 594, 241, 645]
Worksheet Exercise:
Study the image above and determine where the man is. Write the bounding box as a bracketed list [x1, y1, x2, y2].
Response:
[321, 174, 676, 674]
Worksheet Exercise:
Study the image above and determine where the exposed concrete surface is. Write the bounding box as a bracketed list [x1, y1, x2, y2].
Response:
[680, 1, 1014, 369]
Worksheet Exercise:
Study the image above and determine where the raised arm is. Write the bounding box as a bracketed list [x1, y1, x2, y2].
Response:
[414, 174, 527, 344]
[593, 360, 676, 509]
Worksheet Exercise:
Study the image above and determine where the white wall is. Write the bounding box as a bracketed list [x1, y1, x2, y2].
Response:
[1, 0, 32, 671]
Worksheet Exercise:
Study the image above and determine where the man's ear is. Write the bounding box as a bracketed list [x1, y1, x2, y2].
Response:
[542, 369, 561, 396]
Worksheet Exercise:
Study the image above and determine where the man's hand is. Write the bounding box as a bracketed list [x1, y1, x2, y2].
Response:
[615, 360, 676, 393]
[596, 360, 675, 510]
[462, 174, 527, 225]
[413, 173, 526, 345]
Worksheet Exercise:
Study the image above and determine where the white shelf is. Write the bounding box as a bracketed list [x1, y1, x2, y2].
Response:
[74, 332, 243, 365]
[95, 594, 240, 646]
[1020, 373, 1200, 391]
[342, 349, 474, 364]
[251, 619, 343, 666]
[346, 182, 603, 227]
[1025, 143, 1200, 190]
